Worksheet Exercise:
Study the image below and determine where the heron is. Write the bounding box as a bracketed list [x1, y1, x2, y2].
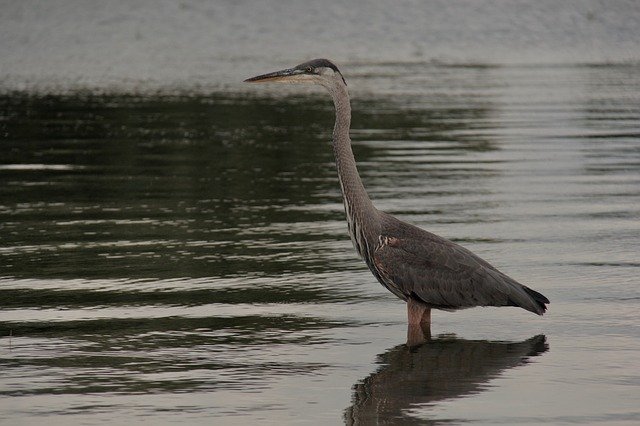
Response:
[245, 59, 549, 337]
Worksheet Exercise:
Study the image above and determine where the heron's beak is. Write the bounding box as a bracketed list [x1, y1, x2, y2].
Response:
[244, 68, 311, 84]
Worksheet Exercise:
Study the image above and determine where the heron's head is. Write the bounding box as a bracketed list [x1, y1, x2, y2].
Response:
[244, 58, 346, 88]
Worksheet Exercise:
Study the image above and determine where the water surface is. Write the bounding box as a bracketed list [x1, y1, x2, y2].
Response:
[1, 62, 639, 424]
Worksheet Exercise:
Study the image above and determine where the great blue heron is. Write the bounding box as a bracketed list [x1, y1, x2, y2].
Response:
[245, 59, 549, 335]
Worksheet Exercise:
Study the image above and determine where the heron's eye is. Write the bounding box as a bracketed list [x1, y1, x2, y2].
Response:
[305, 66, 314, 73]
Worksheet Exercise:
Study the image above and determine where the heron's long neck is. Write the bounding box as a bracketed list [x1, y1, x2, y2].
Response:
[328, 83, 377, 257]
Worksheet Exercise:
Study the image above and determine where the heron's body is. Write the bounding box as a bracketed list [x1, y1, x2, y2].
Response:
[246, 59, 549, 334]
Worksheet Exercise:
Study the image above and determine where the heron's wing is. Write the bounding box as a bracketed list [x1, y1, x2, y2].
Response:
[373, 233, 547, 314]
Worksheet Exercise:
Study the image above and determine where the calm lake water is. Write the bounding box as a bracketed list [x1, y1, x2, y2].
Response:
[1, 60, 639, 424]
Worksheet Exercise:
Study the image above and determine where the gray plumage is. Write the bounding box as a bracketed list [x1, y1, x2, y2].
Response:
[373, 213, 548, 314]
[245, 59, 549, 324]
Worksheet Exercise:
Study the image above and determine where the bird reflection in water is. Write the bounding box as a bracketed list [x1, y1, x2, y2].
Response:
[344, 334, 548, 425]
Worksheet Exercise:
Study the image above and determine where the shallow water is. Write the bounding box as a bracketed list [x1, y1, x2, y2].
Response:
[3, 0, 640, 92]
[1, 62, 640, 424]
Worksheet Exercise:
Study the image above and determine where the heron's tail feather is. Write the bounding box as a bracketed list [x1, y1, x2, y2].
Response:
[523, 286, 549, 315]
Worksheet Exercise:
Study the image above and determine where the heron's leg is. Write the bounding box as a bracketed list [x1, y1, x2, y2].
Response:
[406, 297, 431, 346]
[407, 297, 431, 326]
[407, 323, 431, 346]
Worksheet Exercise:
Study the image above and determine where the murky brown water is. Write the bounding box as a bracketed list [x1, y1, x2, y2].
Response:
[1, 61, 639, 424]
